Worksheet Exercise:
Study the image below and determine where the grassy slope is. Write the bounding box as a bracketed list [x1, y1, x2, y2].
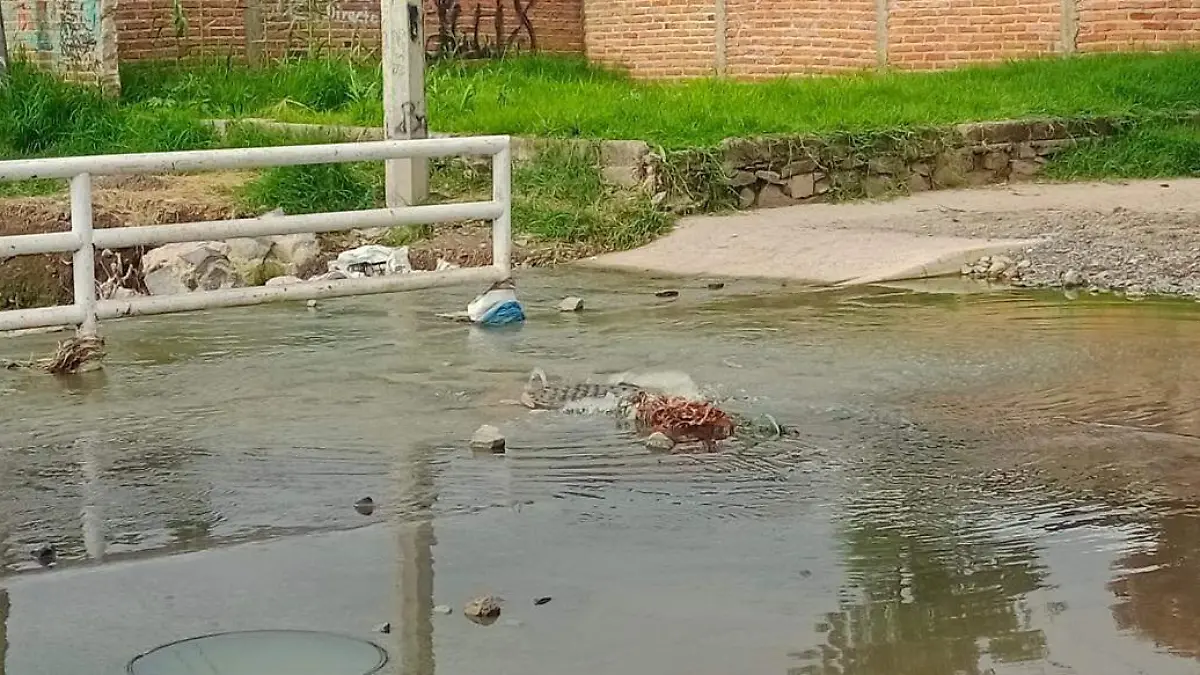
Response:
[120, 51, 1200, 147]
[2, 53, 1200, 252]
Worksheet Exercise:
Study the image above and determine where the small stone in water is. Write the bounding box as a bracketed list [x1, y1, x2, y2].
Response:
[558, 296, 584, 312]
[374, 622, 391, 634]
[645, 432, 676, 452]
[1061, 270, 1085, 288]
[354, 496, 375, 515]
[470, 425, 506, 453]
[706, 282, 725, 290]
[534, 596, 553, 606]
[464, 596, 502, 620]
[306, 299, 318, 309]
[433, 605, 454, 615]
[34, 545, 56, 567]
[654, 290, 680, 298]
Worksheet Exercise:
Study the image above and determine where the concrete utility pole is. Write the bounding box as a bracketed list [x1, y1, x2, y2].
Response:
[0, 5, 10, 81]
[381, 0, 429, 207]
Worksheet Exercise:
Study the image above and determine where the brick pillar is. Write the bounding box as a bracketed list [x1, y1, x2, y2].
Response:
[1, 0, 119, 93]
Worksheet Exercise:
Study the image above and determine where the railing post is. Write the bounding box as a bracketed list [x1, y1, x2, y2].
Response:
[70, 173, 99, 337]
[491, 143, 512, 277]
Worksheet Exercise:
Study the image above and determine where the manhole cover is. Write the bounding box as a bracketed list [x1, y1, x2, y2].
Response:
[127, 629, 388, 675]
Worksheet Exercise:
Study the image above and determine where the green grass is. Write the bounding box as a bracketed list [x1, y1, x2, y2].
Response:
[240, 162, 382, 214]
[1044, 118, 1200, 179]
[0, 61, 217, 158]
[121, 51, 1200, 147]
[0, 60, 353, 161]
[239, 143, 670, 251]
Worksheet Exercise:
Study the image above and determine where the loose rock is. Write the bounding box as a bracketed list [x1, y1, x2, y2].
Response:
[464, 595, 503, 622]
[306, 299, 319, 310]
[558, 297, 584, 312]
[354, 497, 376, 516]
[374, 622, 391, 634]
[142, 242, 243, 295]
[1061, 269, 1085, 288]
[470, 425, 506, 453]
[432, 605, 454, 615]
[34, 545, 57, 567]
[645, 432, 676, 452]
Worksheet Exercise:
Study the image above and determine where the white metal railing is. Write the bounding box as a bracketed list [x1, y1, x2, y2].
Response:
[0, 136, 512, 335]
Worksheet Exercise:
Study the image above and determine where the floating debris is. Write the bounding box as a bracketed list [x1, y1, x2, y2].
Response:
[534, 597, 553, 606]
[3, 335, 106, 375]
[654, 290, 680, 298]
[706, 282, 725, 290]
[432, 605, 453, 615]
[629, 392, 735, 452]
[373, 622, 391, 634]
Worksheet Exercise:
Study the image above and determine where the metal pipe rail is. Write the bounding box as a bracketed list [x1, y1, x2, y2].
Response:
[0, 136, 513, 335]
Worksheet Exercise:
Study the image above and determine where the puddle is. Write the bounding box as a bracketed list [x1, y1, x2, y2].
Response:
[2, 268, 1200, 674]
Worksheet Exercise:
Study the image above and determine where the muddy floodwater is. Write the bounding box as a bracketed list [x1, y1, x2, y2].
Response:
[3, 269, 1200, 675]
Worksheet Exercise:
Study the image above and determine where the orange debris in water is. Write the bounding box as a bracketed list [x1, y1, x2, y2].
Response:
[629, 392, 735, 451]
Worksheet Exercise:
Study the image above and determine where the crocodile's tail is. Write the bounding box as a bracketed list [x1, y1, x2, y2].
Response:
[525, 367, 548, 393]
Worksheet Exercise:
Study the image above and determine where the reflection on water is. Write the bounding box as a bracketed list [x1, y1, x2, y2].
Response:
[1, 588, 8, 675]
[795, 499, 1049, 675]
[395, 439, 436, 675]
[4, 271, 1200, 674]
[1110, 507, 1200, 659]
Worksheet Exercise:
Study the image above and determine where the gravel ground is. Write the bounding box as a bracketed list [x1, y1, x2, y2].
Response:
[879, 178, 1200, 299]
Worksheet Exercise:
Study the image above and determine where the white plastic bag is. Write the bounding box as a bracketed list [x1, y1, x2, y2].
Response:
[329, 245, 412, 278]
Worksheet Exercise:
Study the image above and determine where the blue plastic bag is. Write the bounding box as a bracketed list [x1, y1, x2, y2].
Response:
[467, 280, 526, 326]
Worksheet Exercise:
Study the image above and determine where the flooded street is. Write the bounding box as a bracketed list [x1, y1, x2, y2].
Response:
[3, 268, 1200, 674]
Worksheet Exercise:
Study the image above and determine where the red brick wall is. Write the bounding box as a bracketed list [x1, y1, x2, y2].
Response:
[584, 0, 1200, 79]
[1077, 0, 1200, 51]
[582, 0, 717, 77]
[725, 0, 877, 77]
[115, 0, 583, 61]
[109, 0, 1200, 74]
[427, 0, 583, 53]
[888, 0, 1062, 69]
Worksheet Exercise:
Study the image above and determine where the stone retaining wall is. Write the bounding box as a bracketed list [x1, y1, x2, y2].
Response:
[212, 114, 1172, 212]
[694, 118, 1123, 211]
[644, 116, 1173, 212]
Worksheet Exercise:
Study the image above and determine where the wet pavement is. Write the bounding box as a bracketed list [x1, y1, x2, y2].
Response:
[3, 268, 1200, 674]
